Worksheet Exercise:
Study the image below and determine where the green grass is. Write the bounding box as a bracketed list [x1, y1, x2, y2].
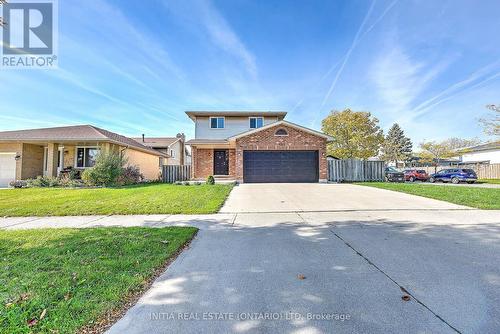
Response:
[0, 183, 233, 216]
[356, 182, 500, 209]
[0, 227, 197, 333]
[478, 179, 500, 184]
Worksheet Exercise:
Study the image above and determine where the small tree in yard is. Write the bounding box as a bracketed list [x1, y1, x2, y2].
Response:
[321, 109, 384, 159]
[82, 151, 125, 186]
[418, 137, 481, 172]
[380, 123, 413, 166]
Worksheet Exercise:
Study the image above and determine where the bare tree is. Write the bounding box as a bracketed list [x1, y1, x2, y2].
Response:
[479, 104, 500, 137]
[0, 0, 7, 28]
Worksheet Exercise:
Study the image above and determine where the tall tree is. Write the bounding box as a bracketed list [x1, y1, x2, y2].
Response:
[380, 123, 413, 164]
[321, 108, 384, 159]
[479, 104, 500, 137]
[0, 1, 7, 28]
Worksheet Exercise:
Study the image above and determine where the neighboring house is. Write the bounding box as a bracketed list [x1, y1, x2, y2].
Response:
[133, 133, 189, 166]
[0, 125, 169, 187]
[185, 111, 333, 183]
[457, 141, 500, 164]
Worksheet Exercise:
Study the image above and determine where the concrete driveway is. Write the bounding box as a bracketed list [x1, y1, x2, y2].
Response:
[220, 183, 468, 213]
[107, 209, 500, 334]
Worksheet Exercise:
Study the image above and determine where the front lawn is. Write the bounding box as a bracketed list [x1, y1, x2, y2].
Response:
[478, 179, 500, 185]
[0, 183, 233, 216]
[356, 182, 500, 209]
[0, 227, 197, 333]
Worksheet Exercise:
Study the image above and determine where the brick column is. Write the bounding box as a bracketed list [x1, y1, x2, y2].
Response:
[46, 143, 58, 177]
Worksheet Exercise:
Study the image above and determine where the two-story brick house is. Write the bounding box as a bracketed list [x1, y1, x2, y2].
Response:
[185, 111, 333, 183]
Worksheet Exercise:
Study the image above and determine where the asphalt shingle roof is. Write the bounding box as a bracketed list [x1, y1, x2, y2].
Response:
[0, 125, 167, 157]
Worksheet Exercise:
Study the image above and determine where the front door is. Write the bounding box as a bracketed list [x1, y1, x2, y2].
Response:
[214, 150, 229, 175]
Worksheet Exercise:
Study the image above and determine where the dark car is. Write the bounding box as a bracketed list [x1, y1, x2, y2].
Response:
[429, 168, 477, 184]
[385, 167, 405, 182]
[404, 169, 429, 182]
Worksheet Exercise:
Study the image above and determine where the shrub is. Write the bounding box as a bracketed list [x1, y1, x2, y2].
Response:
[82, 151, 125, 186]
[206, 175, 215, 185]
[116, 165, 143, 185]
[26, 176, 60, 188]
[183, 181, 190, 186]
[194, 181, 202, 186]
[58, 177, 85, 188]
[9, 180, 27, 188]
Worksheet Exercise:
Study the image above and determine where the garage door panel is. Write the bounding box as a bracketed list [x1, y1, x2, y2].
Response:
[0, 153, 17, 187]
[243, 150, 318, 183]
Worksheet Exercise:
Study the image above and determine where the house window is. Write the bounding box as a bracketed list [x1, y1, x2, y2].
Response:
[170, 149, 175, 158]
[275, 128, 288, 136]
[76, 147, 100, 168]
[249, 117, 263, 129]
[210, 117, 225, 129]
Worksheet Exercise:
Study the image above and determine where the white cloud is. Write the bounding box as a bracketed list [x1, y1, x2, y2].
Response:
[164, 0, 257, 78]
[370, 44, 448, 113]
[198, 0, 257, 78]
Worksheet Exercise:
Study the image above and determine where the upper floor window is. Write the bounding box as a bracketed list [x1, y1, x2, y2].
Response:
[210, 117, 225, 129]
[249, 117, 264, 129]
[170, 149, 175, 158]
[275, 128, 288, 136]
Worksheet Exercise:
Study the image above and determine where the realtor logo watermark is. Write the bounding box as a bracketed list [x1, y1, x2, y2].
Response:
[1, 0, 58, 68]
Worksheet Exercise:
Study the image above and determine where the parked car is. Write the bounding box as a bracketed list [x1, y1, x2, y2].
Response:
[429, 168, 478, 184]
[385, 167, 405, 182]
[403, 169, 429, 182]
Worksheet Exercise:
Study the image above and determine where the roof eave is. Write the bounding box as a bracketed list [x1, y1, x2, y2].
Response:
[227, 120, 334, 141]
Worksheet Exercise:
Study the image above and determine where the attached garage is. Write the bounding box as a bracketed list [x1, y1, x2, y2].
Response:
[0, 153, 16, 187]
[243, 150, 319, 183]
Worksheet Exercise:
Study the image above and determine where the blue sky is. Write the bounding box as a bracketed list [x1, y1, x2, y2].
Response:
[1, 0, 499, 144]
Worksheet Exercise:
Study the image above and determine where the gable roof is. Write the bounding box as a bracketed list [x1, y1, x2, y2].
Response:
[227, 120, 334, 141]
[132, 137, 180, 148]
[0, 125, 168, 157]
[460, 141, 500, 153]
[185, 110, 287, 121]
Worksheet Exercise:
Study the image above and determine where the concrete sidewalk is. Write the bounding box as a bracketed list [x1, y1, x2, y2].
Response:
[2, 209, 500, 231]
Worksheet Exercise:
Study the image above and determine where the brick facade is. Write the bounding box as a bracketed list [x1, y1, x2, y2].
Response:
[235, 123, 327, 182]
[191, 123, 327, 182]
[192, 148, 236, 179]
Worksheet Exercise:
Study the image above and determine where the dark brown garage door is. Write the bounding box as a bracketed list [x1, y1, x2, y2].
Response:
[243, 150, 319, 183]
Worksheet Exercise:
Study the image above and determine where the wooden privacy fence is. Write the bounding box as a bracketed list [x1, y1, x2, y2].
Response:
[416, 164, 500, 179]
[328, 159, 385, 182]
[162, 165, 191, 183]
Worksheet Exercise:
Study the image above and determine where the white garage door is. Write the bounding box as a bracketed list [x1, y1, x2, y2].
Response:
[0, 153, 16, 187]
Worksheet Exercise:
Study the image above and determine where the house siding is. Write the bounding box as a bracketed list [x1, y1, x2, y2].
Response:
[235, 123, 327, 182]
[461, 149, 500, 164]
[124, 148, 161, 181]
[195, 116, 279, 139]
[166, 140, 183, 165]
[21, 144, 44, 179]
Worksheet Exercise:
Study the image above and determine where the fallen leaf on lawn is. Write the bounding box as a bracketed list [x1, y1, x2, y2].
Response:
[40, 309, 47, 320]
[5, 302, 13, 307]
[160, 240, 169, 244]
[27, 318, 38, 327]
[19, 293, 31, 301]
[64, 293, 71, 301]
[297, 274, 306, 280]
